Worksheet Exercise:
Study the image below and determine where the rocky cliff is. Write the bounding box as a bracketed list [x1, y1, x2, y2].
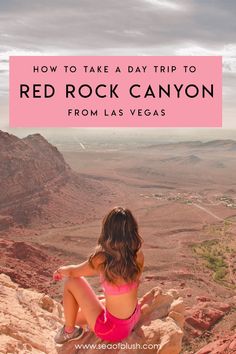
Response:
[1, 273, 234, 353]
[0, 131, 68, 207]
[0, 274, 184, 354]
[0, 273, 63, 354]
[0, 130, 109, 227]
[59, 287, 185, 354]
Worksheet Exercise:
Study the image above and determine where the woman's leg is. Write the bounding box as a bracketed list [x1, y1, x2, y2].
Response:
[63, 279, 79, 328]
[76, 296, 106, 327]
[63, 277, 105, 331]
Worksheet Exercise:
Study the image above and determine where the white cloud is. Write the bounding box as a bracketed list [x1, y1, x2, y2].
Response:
[123, 30, 144, 37]
[176, 43, 236, 74]
[1, 48, 42, 64]
[143, 0, 184, 11]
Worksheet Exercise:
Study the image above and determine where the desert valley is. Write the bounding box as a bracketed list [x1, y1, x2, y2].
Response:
[0, 130, 235, 353]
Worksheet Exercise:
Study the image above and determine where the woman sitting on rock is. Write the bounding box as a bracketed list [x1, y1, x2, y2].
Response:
[53, 206, 144, 344]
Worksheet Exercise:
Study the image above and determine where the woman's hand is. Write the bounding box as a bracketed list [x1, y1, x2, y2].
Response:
[53, 270, 63, 281]
[53, 265, 76, 280]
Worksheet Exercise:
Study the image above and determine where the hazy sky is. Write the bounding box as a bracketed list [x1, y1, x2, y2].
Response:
[0, 0, 236, 136]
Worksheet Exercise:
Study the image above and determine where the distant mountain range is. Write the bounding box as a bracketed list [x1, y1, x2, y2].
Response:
[146, 139, 236, 151]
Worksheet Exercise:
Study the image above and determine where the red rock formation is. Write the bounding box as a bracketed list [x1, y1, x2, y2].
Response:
[0, 238, 62, 298]
[196, 334, 236, 354]
[0, 131, 69, 205]
[185, 298, 231, 335]
[183, 295, 233, 351]
[0, 130, 110, 227]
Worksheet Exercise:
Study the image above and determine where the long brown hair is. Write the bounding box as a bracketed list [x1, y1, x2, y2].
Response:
[89, 206, 143, 284]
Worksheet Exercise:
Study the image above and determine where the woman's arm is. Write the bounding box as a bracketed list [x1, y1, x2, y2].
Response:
[54, 259, 99, 279]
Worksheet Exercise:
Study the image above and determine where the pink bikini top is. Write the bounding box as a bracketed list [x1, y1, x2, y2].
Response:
[99, 273, 139, 295]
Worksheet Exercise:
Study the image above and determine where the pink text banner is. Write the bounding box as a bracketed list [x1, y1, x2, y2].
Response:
[9, 56, 222, 127]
